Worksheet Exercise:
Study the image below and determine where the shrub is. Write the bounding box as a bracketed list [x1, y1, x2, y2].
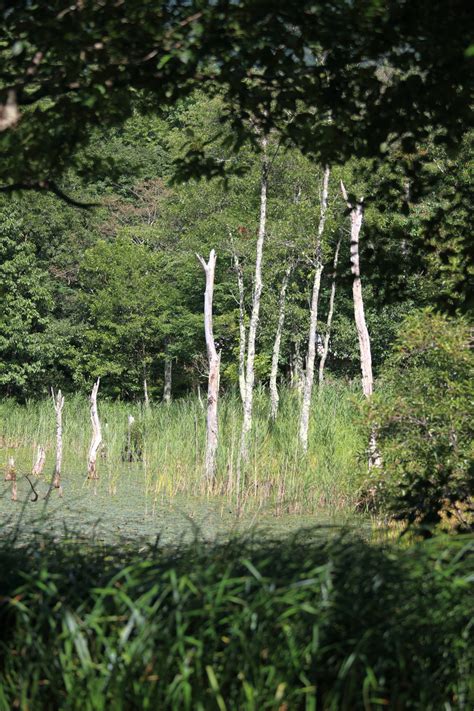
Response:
[367, 310, 473, 533]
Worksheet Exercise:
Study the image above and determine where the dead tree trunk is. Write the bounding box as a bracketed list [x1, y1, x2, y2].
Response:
[51, 388, 65, 494]
[32, 445, 46, 477]
[340, 181, 380, 467]
[197, 249, 220, 485]
[239, 137, 268, 472]
[299, 165, 330, 453]
[87, 379, 102, 480]
[5, 456, 16, 501]
[340, 181, 373, 397]
[269, 262, 293, 421]
[143, 377, 150, 408]
[163, 353, 172, 404]
[319, 236, 342, 385]
[233, 252, 247, 404]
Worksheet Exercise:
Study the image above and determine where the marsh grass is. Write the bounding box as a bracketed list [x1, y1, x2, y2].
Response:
[0, 382, 365, 514]
[0, 531, 471, 710]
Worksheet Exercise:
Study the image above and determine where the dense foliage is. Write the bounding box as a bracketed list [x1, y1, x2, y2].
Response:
[1, 1, 472, 189]
[1, 92, 472, 400]
[368, 311, 474, 533]
[0, 532, 472, 710]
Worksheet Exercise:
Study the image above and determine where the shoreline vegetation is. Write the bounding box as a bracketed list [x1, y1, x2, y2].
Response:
[1, 382, 366, 518]
[0, 3, 472, 706]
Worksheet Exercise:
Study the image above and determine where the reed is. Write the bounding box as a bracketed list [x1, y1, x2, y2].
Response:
[0, 531, 471, 710]
[0, 382, 366, 513]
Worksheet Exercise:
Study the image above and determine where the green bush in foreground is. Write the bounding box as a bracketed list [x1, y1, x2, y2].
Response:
[367, 310, 473, 534]
[0, 531, 472, 710]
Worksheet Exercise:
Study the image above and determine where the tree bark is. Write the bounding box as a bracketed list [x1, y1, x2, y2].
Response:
[341, 181, 380, 468]
[340, 181, 373, 397]
[319, 236, 342, 385]
[143, 377, 150, 408]
[32, 444, 46, 476]
[87, 379, 102, 480]
[197, 249, 220, 485]
[238, 137, 268, 474]
[51, 388, 65, 494]
[233, 252, 247, 404]
[163, 353, 172, 404]
[299, 165, 330, 453]
[5, 456, 16, 501]
[269, 262, 293, 421]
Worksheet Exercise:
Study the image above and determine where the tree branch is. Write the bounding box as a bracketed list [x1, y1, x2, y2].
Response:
[0, 180, 98, 208]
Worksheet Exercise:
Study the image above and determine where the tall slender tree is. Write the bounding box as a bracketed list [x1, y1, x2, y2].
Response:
[299, 166, 330, 453]
[238, 137, 268, 491]
[319, 236, 342, 385]
[269, 261, 294, 421]
[232, 252, 247, 404]
[197, 249, 220, 485]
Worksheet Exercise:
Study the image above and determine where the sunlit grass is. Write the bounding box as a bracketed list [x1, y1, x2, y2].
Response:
[0, 382, 366, 514]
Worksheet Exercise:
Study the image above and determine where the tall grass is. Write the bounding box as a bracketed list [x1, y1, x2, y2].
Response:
[0, 382, 366, 513]
[0, 531, 472, 710]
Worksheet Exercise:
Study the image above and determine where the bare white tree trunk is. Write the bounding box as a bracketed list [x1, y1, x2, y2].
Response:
[233, 253, 247, 404]
[5, 456, 16, 501]
[319, 236, 342, 385]
[197, 249, 221, 485]
[269, 262, 293, 421]
[340, 181, 373, 397]
[299, 165, 330, 453]
[340, 181, 380, 468]
[87, 379, 102, 480]
[51, 388, 65, 494]
[238, 138, 268, 475]
[32, 445, 46, 477]
[5, 456, 14, 481]
[163, 354, 172, 404]
[143, 377, 150, 408]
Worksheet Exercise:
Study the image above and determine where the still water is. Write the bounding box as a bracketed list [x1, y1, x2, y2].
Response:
[0, 466, 370, 545]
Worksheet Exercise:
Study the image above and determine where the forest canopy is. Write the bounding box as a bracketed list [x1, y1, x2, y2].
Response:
[1, 0, 473, 188]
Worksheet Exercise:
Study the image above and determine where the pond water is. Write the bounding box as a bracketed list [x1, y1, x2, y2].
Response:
[0, 467, 370, 545]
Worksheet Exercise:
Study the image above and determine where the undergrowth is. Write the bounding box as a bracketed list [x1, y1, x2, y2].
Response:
[0, 531, 472, 710]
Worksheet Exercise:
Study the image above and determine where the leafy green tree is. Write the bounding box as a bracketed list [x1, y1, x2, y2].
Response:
[74, 237, 180, 399]
[0, 207, 65, 398]
[367, 310, 474, 534]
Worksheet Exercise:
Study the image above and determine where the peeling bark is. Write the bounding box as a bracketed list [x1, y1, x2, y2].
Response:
[197, 249, 220, 485]
[340, 181, 373, 397]
[319, 236, 342, 385]
[87, 379, 102, 480]
[341, 181, 380, 468]
[269, 262, 293, 421]
[299, 165, 330, 453]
